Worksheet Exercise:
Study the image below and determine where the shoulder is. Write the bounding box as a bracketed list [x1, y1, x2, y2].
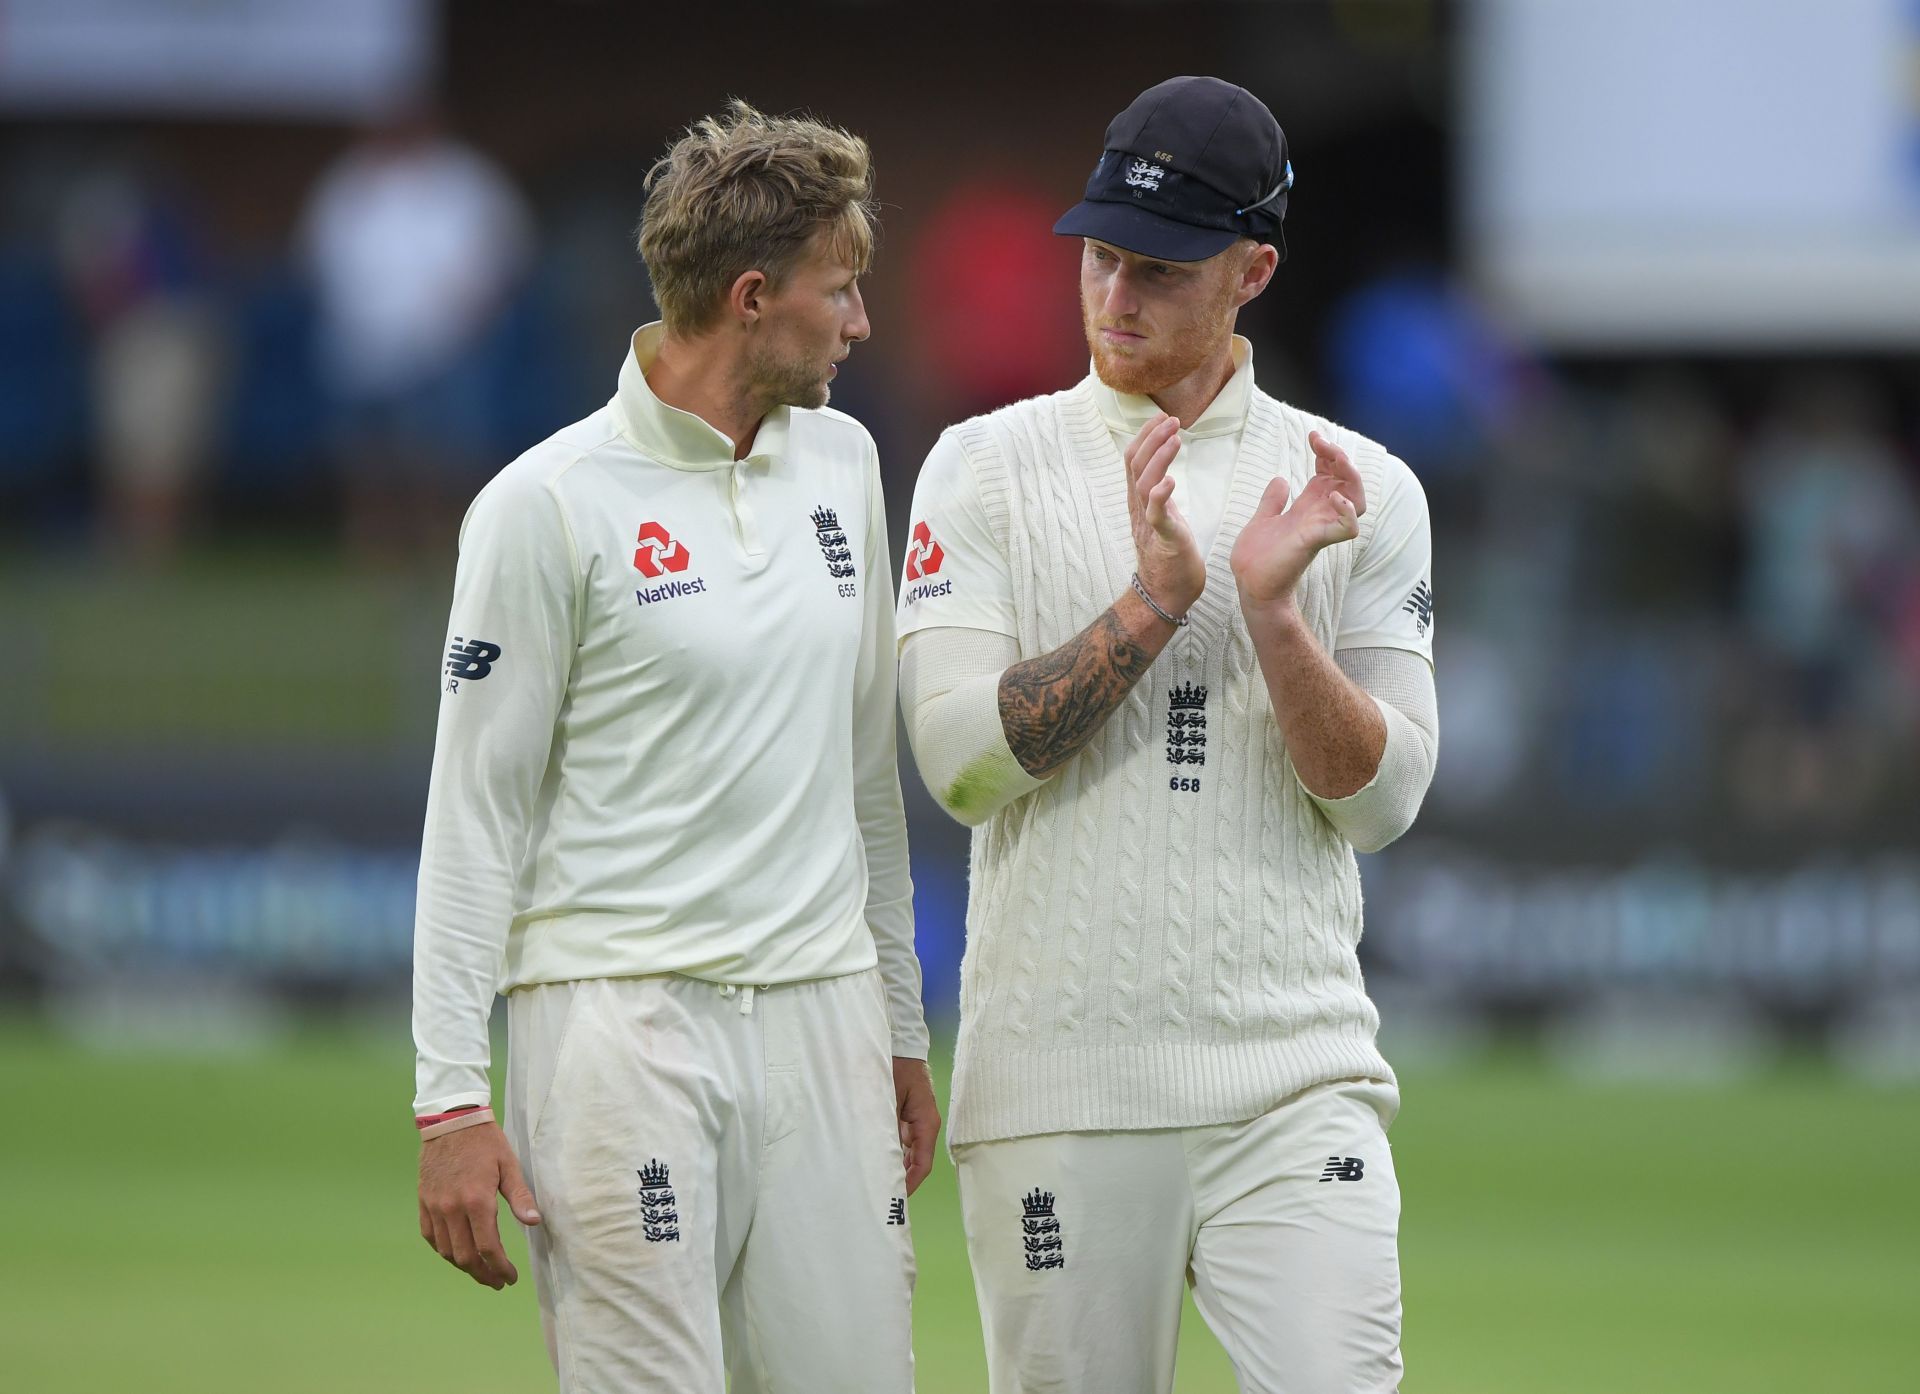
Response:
[464, 406, 620, 539]
[935, 382, 1091, 477]
[947, 383, 1087, 442]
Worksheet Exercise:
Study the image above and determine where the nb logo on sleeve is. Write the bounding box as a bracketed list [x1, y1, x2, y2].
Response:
[444, 636, 501, 691]
[1402, 580, 1434, 638]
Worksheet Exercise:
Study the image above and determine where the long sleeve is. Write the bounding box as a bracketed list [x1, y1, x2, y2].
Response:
[1308, 647, 1438, 853]
[898, 627, 1044, 827]
[412, 469, 580, 1113]
[855, 449, 930, 1059]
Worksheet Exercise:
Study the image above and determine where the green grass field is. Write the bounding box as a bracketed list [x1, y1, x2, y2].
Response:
[1, 1020, 1913, 1393]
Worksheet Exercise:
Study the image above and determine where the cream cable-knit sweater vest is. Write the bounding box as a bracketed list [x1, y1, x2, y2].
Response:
[947, 378, 1397, 1146]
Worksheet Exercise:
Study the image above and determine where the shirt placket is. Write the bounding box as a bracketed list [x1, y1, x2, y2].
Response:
[728, 459, 766, 557]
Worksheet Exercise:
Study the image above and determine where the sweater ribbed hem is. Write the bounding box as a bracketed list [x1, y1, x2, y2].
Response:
[946, 1030, 1396, 1147]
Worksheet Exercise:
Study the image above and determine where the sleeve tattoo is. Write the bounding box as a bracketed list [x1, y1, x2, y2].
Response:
[997, 607, 1153, 779]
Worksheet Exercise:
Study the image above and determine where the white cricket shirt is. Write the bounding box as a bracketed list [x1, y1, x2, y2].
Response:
[412, 325, 926, 1114]
[892, 357, 1436, 1144]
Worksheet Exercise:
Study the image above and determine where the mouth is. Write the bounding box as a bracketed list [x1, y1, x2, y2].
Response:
[1098, 327, 1146, 344]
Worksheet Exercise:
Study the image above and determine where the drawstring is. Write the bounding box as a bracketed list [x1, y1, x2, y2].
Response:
[718, 983, 759, 1015]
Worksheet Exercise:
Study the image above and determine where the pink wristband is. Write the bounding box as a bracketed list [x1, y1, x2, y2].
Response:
[417, 1107, 495, 1141]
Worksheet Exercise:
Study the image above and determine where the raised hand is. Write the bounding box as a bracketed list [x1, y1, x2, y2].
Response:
[1124, 413, 1206, 621]
[1231, 430, 1367, 613]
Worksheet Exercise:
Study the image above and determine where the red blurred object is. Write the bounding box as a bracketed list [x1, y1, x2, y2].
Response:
[909, 184, 1086, 413]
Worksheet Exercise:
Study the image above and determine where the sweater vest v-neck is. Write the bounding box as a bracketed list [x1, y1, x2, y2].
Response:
[944, 378, 1396, 1146]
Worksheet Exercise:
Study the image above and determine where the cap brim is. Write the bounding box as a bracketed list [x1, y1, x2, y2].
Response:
[1053, 200, 1242, 262]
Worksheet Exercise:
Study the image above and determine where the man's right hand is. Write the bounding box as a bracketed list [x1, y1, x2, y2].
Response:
[419, 1122, 542, 1290]
[1124, 413, 1206, 620]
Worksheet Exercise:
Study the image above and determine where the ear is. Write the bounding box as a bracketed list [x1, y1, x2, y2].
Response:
[727, 268, 770, 326]
[1232, 242, 1280, 310]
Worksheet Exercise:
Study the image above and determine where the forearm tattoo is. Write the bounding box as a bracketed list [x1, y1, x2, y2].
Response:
[998, 607, 1153, 778]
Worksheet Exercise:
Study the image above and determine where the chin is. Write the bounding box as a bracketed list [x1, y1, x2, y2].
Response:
[1092, 348, 1174, 397]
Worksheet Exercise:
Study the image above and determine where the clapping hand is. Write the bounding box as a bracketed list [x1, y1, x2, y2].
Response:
[1231, 430, 1367, 613]
[1124, 413, 1206, 620]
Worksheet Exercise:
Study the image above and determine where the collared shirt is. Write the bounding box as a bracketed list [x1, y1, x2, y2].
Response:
[413, 324, 925, 1114]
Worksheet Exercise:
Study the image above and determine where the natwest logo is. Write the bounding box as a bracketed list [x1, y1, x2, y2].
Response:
[633, 521, 691, 578]
[904, 521, 945, 581]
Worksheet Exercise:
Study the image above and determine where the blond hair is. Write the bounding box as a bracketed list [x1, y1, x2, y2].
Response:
[637, 99, 876, 333]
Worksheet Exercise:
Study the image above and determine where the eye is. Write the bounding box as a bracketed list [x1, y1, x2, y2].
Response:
[1150, 263, 1175, 277]
[1091, 246, 1113, 262]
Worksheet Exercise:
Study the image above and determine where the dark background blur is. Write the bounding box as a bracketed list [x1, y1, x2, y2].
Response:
[2, 0, 1917, 1078]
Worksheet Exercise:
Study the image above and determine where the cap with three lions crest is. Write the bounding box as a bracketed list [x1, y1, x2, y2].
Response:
[1054, 75, 1292, 264]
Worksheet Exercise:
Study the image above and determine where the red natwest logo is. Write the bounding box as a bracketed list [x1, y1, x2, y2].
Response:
[904, 521, 945, 581]
[633, 522, 691, 578]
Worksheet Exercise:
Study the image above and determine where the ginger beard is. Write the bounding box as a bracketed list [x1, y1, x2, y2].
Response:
[1082, 259, 1239, 397]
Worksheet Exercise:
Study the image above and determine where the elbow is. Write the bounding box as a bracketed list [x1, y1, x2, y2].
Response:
[1341, 811, 1414, 855]
[940, 798, 995, 830]
[1312, 781, 1429, 853]
[936, 757, 1028, 827]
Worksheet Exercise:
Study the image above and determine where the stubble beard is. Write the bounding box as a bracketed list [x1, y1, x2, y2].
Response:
[747, 336, 831, 412]
[1082, 276, 1237, 397]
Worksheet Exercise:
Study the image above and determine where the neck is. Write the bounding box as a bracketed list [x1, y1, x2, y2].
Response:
[1146, 341, 1237, 428]
[645, 329, 769, 461]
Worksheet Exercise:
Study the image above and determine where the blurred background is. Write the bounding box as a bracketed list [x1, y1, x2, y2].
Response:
[1, 1, 1915, 1390]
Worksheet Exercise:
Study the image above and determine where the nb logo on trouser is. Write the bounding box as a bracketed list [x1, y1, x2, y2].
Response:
[1318, 1156, 1365, 1182]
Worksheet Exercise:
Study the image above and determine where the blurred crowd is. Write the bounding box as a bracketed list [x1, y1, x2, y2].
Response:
[1324, 269, 1920, 841]
[2, 109, 563, 565]
[1, 118, 1916, 852]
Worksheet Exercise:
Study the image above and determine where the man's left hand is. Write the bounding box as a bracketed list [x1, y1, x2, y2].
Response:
[892, 1056, 942, 1196]
[1231, 430, 1368, 613]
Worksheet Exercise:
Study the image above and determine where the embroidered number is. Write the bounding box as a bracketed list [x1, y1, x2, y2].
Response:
[1169, 776, 1201, 793]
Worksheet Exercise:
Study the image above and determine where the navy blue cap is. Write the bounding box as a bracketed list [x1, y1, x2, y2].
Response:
[1054, 76, 1292, 263]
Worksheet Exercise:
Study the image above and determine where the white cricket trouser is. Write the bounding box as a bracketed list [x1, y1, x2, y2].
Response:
[503, 969, 916, 1393]
[955, 1078, 1402, 1394]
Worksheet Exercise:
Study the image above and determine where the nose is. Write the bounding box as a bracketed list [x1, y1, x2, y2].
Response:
[846, 284, 871, 343]
[1102, 265, 1138, 320]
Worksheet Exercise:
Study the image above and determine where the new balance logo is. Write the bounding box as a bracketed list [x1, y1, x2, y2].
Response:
[904, 520, 945, 581]
[638, 1158, 680, 1242]
[1021, 1188, 1065, 1270]
[1402, 580, 1434, 637]
[633, 521, 692, 578]
[1318, 1156, 1366, 1183]
[444, 636, 500, 692]
[886, 1197, 907, 1226]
